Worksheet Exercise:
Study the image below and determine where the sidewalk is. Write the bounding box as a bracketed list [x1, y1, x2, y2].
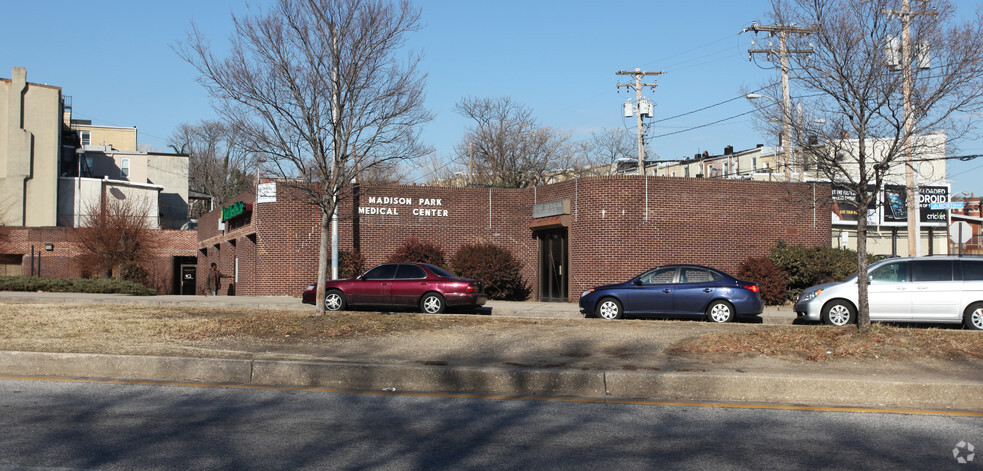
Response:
[0, 292, 979, 411]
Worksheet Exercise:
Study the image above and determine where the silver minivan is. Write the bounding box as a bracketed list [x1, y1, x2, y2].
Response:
[794, 256, 983, 330]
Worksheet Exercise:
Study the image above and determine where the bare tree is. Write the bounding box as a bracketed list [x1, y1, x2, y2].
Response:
[763, 0, 983, 329]
[570, 128, 636, 176]
[168, 120, 255, 207]
[177, 0, 431, 313]
[73, 196, 160, 281]
[453, 97, 570, 188]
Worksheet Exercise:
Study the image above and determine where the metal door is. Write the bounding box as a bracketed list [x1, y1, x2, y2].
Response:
[538, 229, 568, 302]
[180, 265, 197, 295]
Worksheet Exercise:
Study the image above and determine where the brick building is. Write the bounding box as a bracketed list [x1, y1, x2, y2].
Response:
[0, 226, 197, 292]
[198, 176, 831, 302]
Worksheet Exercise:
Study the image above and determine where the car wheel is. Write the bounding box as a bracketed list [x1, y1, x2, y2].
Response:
[705, 300, 735, 323]
[963, 303, 983, 331]
[821, 300, 855, 326]
[420, 293, 446, 314]
[324, 290, 346, 311]
[595, 298, 623, 320]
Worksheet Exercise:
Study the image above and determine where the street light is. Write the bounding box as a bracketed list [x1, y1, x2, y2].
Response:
[746, 93, 793, 182]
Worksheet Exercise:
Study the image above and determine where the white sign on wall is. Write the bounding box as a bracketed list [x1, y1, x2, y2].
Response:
[257, 182, 277, 203]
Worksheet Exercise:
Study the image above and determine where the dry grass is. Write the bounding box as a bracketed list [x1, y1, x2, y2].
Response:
[1, 303, 981, 365]
[0, 303, 543, 354]
[670, 324, 983, 362]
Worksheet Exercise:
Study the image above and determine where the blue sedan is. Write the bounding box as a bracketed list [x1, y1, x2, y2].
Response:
[579, 264, 763, 322]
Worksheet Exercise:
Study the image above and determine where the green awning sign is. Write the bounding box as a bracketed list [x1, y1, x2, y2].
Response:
[221, 201, 253, 222]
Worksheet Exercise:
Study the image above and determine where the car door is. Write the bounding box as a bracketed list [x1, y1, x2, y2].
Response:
[348, 264, 397, 305]
[625, 267, 677, 315]
[866, 260, 911, 320]
[390, 264, 429, 307]
[909, 260, 959, 321]
[671, 266, 718, 316]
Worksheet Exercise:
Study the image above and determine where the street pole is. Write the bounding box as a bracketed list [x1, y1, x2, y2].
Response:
[616, 68, 663, 176]
[885, 0, 935, 256]
[745, 23, 816, 182]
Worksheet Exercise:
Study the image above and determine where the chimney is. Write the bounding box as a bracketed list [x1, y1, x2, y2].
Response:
[724, 145, 734, 155]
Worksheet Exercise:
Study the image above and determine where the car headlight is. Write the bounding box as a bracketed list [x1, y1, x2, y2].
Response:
[581, 288, 594, 298]
[800, 288, 823, 301]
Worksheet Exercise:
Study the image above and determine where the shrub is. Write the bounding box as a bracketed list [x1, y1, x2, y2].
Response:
[767, 240, 865, 300]
[119, 262, 151, 287]
[387, 237, 446, 266]
[451, 242, 529, 301]
[737, 256, 788, 306]
[0, 276, 156, 295]
[339, 250, 366, 279]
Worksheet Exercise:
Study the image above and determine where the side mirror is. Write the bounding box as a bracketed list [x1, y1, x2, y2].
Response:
[633, 279, 643, 286]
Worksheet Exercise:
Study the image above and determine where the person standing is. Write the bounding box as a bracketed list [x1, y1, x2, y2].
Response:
[207, 262, 231, 296]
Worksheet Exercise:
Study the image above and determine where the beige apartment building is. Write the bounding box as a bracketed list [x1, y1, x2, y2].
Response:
[69, 121, 138, 152]
[0, 67, 62, 227]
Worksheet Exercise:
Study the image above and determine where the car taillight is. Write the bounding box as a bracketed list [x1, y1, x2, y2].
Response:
[745, 284, 760, 293]
[467, 284, 476, 293]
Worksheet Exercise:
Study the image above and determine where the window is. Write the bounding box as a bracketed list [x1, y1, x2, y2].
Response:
[911, 260, 953, 282]
[639, 267, 676, 284]
[961, 261, 983, 281]
[679, 268, 712, 283]
[425, 264, 454, 278]
[869, 261, 908, 283]
[120, 158, 130, 178]
[363, 264, 397, 280]
[395, 264, 426, 279]
[79, 130, 90, 146]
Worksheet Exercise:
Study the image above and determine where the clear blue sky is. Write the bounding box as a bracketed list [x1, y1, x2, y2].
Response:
[4, 0, 982, 194]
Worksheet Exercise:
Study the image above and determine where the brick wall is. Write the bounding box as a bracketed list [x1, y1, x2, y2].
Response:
[199, 177, 831, 301]
[0, 226, 197, 293]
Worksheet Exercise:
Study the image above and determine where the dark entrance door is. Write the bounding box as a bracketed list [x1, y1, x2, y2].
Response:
[180, 264, 197, 295]
[537, 229, 568, 302]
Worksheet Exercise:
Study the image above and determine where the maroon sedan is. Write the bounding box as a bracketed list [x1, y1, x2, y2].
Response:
[302, 262, 487, 314]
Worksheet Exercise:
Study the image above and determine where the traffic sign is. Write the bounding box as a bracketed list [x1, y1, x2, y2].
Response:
[950, 221, 973, 244]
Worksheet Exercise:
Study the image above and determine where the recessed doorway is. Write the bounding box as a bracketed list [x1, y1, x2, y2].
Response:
[536, 228, 568, 302]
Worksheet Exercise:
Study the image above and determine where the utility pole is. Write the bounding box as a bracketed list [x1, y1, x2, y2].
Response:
[885, 0, 935, 257]
[616, 68, 663, 176]
[745, 23, 816, 182]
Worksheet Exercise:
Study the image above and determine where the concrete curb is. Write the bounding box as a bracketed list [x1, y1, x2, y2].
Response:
[1, 351, 979, 411]
[0, 351, 253, 383]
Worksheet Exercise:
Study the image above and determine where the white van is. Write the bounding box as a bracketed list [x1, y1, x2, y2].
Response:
[793, 256, 983, 330]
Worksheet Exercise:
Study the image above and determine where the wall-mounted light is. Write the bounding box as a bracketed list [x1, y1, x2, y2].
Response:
[44, 243, 54, 251]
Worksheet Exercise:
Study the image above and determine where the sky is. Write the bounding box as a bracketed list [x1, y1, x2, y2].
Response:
[4, 0, 983, 195]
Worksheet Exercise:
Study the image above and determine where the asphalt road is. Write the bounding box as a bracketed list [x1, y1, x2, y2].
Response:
[0, 377, 980, 470]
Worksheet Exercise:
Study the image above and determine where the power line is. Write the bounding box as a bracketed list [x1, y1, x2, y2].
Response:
[653, 110, 758, 138]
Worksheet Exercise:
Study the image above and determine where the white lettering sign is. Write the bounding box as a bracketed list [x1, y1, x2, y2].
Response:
[360, 195, 449, 218]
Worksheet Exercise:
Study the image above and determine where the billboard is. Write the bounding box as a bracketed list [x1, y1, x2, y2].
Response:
[832, 184, 949, 226]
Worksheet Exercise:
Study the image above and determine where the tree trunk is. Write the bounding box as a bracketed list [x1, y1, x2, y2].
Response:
[315, 204, 331, 315]
[855, 215, 871, 331]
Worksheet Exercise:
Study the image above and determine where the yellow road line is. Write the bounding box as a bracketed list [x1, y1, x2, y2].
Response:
[2, 374, 980, 417]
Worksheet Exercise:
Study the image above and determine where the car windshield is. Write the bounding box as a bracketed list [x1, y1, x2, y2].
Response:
[425, 264, 456, 278]
[840, 259, 898, 283]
